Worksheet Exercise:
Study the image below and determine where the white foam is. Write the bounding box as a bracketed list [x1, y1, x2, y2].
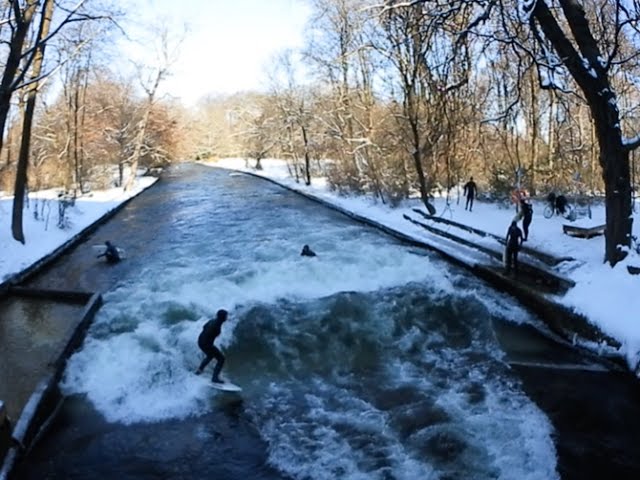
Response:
[60, 179, 558, 477]
[61, 322, 213, 424]
[248, 367, 558, 480]
[61, 237, 446, 422]
[249, 383, 437, 480]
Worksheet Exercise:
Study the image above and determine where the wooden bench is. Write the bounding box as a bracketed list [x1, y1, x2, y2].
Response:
[562, 223, 605, 239]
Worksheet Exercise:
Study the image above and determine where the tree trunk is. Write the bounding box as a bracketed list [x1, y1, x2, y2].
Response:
[411, 144, 433, 212]
[548, 90, 555, 172]
[73, 71, 81, 191]
[11, 0, 54, 243]
[301, 125, 311, 186]
[124, 108, 151, 191]
[78, 68, 89, 192]
[0, 1, 40, 155]
[125, 59, 166, 191]
[529, 72, 538, 194]
[530, 0, 632, 265]
[597, 128, 633, 263]
[590, 122, 597, 194]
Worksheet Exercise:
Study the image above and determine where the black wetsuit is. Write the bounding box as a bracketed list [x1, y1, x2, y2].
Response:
[197, 319, 225, 381]
[505, 224, 523, 274]
[555, 195, 568, 215]
[522, 203, 533, 241]
[98, 245, 120, 264]
[301, 246, 316, 257]
[464, 181, 477, 211]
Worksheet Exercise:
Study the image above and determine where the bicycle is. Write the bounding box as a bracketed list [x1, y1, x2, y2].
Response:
[543, 201, 575, 220]
[543, 193, 576, 220]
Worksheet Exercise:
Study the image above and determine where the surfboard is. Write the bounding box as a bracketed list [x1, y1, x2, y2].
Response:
[207, 381, 242, 393]
[502, 244, 508, 269]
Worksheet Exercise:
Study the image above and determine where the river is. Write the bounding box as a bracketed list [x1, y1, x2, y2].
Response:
[14, 164, 640, 480]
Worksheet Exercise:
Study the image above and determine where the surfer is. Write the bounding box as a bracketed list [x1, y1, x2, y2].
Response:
[96, 241, 121, 264]
[195, 309, 228, 383]
[301, 244, 316, 257]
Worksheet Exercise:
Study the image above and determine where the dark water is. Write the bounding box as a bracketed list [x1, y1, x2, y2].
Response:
[0, 298, 80, 420]
[14, 164, 640, 480]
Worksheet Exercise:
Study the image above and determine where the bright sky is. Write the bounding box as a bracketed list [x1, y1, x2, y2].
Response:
[121, 0, 311, 106]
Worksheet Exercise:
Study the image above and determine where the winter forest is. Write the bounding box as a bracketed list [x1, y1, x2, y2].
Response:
[2, 0, 640, 266]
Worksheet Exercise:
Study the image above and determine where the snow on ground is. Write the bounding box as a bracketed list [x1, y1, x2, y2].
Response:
[214, 158, 640, 372]
[0, 177, 156, 282]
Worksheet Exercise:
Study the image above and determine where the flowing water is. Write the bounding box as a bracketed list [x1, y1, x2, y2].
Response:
[17, 164, 562, 479]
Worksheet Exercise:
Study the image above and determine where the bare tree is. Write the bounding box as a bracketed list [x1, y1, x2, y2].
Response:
[391, 0, 640, 265]
[527, 0, 637, 264]
[123, 22, 181, 191]
[0, 0, 41, 157]
[4, 0, 117, 241]
[11, 0, 54, 243]
[236, 94, 278, 170]
[304, 0, 367, 187]
[377, 3, 467, 213]
[269, 50, 317, 185]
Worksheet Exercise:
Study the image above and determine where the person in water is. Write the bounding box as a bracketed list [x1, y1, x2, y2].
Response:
[97, 241, 121, 264]
[195, 309, 228, 383]
[301, 244, 316, 257]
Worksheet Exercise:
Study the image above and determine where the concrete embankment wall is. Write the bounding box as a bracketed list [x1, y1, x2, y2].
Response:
[0, 178, 160, 296]
[0, 291, 102, 480]
[0, 179, 159, 479]
[234, 168, 627, 371]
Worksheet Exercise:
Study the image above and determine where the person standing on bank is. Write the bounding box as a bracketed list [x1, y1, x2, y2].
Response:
[463, 177, 477, 212]
[521, 199, 533, 241]
[505, 221, 524, 276]
[195, 309, 228, 383]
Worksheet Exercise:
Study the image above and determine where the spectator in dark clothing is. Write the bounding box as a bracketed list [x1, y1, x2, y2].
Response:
[301, 245, 317, 257]
[97, 241, 121, 264]
[546, 192, 569, 216]
[505, 221, 523, 275]
[195, 309, 228, 383]
[463, 177, 477, 211]
[555, 194, 568, 215]
[521, 199, 533, 241]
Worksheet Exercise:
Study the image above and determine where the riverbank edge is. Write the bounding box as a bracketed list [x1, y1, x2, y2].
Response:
[0, 178, 160, 479]
[0, 177, 159, 295]
[230, 167, 632, 374]
[0, 293, 102, 480]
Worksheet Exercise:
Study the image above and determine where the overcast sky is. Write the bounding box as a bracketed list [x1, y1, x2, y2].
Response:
[121, 0, 311, 105]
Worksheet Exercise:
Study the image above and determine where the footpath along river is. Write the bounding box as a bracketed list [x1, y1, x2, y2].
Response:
[14, 164, 640, 480]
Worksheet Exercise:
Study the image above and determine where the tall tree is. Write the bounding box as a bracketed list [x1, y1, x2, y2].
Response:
[124, 23, 180, 191]
[378, 3, 467, 213]
[11, 0, 54, 243]
[528, 0, 635, 265]
[304, 0, 366, 187]
[394, 0, 640, 265]
[0, 0, 41, 156]
[269, 50, 316, 185]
